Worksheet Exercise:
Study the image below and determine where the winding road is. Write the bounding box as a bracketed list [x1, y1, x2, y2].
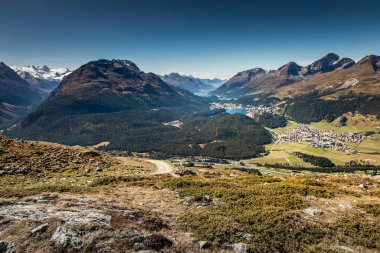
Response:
[147, 159, 175, 174]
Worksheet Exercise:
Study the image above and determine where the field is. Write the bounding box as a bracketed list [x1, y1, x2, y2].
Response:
[348, 134, 380, 153]
[310, 121, 378, 134]
[310, 113, 380, 134]
[250, 122, 380, 167]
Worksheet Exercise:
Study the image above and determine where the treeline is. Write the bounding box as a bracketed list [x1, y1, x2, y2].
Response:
[286, 94, 380, 123]
[256, 112, 287, 129]
[293, 152, 335, 167]
[8, 109, 272, 160]
[202, 142, 265, 160]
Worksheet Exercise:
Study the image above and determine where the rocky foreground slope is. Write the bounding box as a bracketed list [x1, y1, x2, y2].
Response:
[1, 135, 380, 253]
[0, 135, 184, 253]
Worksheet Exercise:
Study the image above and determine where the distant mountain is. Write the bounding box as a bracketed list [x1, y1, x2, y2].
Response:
[12, 65, 71, 97]
[211, 53, 355, 98]
[299, 53, 354, 75]
[200, 77, 226, 88]
[279, 54, 380, 124]
[0, 62, 41, 128]
[211, 68, 268, 97]
[46, 60, 204, 109]
[160, 73, 225, 95]
[276, 54, 380, 98]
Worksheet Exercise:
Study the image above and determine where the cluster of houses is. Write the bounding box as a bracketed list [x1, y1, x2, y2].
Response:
[281, 124, 365, 151]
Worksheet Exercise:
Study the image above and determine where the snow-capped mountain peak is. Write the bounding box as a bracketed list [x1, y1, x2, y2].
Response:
[12, 65, 71, 82]
[11, 65, 72, 97]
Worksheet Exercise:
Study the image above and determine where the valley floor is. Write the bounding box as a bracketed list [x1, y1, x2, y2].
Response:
[248, 120, 380, 168]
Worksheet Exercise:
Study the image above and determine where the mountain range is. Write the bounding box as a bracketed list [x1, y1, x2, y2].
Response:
[275, 54, 380, 99]
[1, 53, 380, 157]
[211, 53, 357, 98]
[6, 59, 271, 159]
[160, 72, 225, 95]
[6, 59, 210, 145]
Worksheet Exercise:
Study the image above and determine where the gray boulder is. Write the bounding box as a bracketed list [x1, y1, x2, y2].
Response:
[224, 242, 248, 253]
[303, 208, 323, 216]
[198, 240, 211, 249]
[0, 241, 13, 253]
[236, 232, 251, 241]
[31, 223, 49, 234]
[132, 234, 172, 251]
[233, 243, 248, 253]
[51, 226, 84, 251]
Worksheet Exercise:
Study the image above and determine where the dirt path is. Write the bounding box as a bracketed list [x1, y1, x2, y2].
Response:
[147, 159, 175, 174]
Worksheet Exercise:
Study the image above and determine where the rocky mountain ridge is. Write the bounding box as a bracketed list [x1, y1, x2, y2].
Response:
[212, 53, 356, 97]
[276, 54, 380, 98]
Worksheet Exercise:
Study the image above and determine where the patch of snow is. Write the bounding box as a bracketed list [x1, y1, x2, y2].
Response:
[334, 78, 359, 91]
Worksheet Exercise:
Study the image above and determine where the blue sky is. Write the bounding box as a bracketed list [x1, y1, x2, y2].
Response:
[1, 0, 379, 79]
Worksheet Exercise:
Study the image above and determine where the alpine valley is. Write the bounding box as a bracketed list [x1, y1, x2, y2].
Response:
[3, 1, 380, 252]
[1, 53, 380, 253]
[1, 53, 380, 160]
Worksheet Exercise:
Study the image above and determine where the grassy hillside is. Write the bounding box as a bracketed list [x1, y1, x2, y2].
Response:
[164, 170, 380, 252]
[285, 94, 380, 123]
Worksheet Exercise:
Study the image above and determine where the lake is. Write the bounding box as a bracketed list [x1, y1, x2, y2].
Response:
[226, 108, 248, 115]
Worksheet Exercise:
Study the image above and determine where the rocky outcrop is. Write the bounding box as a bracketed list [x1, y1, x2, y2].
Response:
[277, 62, 302, 75]
[51, 227, 84, 252]
[0, 194, 175, 253]
[301, 53, 340, 75]
[357, 54, 380, 71]
[0, 241, 14, 253]
[333, 58, 355, 69]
